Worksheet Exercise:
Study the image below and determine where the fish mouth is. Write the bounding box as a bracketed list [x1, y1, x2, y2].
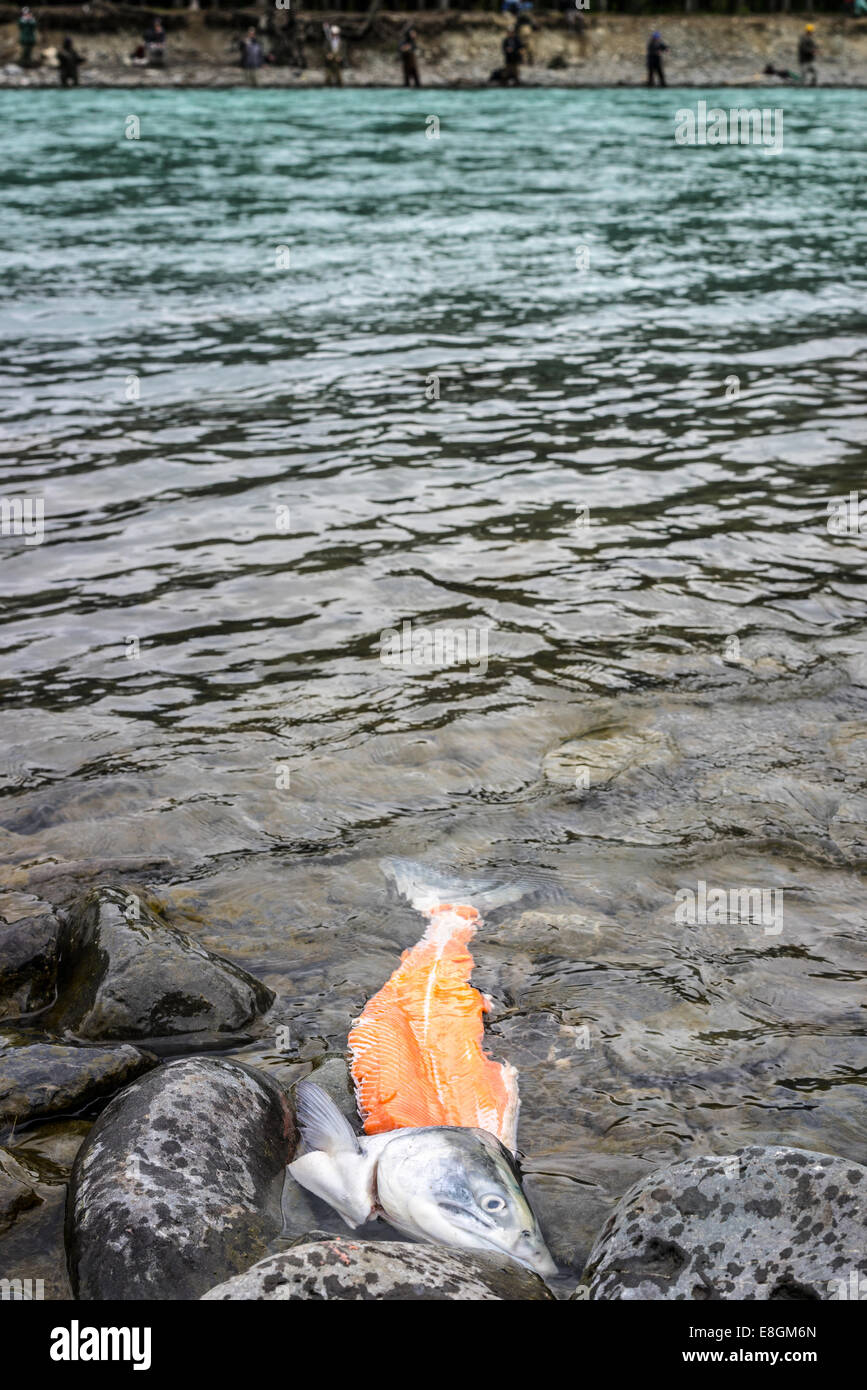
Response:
[515, 1243, 558, 1280]
[474, 1232, 558, 1281]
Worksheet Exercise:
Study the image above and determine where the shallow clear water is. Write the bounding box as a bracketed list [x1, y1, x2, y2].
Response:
[1, 88, 866, 1278]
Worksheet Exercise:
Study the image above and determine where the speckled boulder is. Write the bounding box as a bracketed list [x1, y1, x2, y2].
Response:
[48, 886, 274, 1043]
[0, 1032, 155, 1132]
[582, 1147, 867, 1300]
[201, 1234, 556, 1301]
[67, 1057, 295, 1301]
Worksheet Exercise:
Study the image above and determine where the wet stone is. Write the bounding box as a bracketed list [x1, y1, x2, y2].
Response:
[47, 885, 275, 1043]
[0, 910, 62, 1020]
[582, 1146, 867, 1300]
[67, 1057, 296, 1301]
[201, 1234, 556, 1301]
[0, 1033, 155, 1133]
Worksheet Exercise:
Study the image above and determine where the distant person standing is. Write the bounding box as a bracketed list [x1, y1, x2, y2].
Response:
[324, 24, 344, 87]
[646, 29, 668, 86]
[516, 4, 536, 65]
[144, 18, 166, 68]
[646, 30, 668, 87]
[398, 26, 420, 87]
[18, 7, 37, 68]
[240, 26, 264, 85]
[798, 24, 818, 85]
[58, 36, 85, 87]
[502, 25, 524, 85]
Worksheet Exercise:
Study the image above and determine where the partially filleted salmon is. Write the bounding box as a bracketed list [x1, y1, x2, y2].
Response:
[287, 861, 555, 1276]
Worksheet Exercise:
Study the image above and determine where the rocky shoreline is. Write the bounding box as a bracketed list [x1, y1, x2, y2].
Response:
[2, 12, 867, 88]
[2, 882, 865, 1300]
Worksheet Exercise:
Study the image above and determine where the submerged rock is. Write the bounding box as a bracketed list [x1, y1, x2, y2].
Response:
[0, 1141, 74, 1299]
[543, 721, 675, 793]
[582, 1147, 867, 1300]
[0, 910, 62, 1019]
[201, 1234, 556, 1301]
[9, 1118, 91, 1179]
[0, 1033, 154, 1132]
[67, 1056, 295, 1300]
[0, 1148, 40, 1234]
[48, 885, 274, 1042]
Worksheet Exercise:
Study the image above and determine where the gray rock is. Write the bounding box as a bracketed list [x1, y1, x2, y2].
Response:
[67, 1056, 295, 1301]
[48, 886, 274, 1043]
[201, 1234, 556, 1301]
[582, 1147, 867, 1300]
[0, 1033, 155, 1132]
[0, 911, 61, 1019]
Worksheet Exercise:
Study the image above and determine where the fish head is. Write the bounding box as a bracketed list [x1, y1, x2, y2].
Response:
[374, 1126, 557, 1280]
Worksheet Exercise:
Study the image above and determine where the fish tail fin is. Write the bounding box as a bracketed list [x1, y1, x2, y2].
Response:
[293, 1080, 360, 1157]
[381, 857, 530, 918]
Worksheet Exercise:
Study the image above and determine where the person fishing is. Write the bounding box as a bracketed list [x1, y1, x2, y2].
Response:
[144, 18, 166, 68]
[798, 24, 818, 86]
[58, 35, 85, 87]
[502, 25, 524, 85]
[398, 25, 420, 87]
[240, 26, 264, 86]
[646, 29, 669, 87]
[516, 4, 536, 65]
[323, 23, 344, 87]
[18, 6, 37, 68]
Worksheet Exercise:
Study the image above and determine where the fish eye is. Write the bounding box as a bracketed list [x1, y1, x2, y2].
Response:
[481, 1194, 507, 1213]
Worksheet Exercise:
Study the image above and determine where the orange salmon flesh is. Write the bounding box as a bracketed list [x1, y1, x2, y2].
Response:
[348, 902, 519, 1149]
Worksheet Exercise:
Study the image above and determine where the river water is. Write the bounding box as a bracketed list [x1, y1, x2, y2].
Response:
[1, 88, 866, 1282]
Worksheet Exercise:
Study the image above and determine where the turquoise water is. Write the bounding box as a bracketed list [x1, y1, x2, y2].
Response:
[1, 89, 866, 1276]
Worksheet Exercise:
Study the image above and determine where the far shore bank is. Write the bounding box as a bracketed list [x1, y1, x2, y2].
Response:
[3, 11, 867, 89]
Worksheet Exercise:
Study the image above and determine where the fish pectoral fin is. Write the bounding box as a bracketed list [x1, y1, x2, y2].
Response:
[293, 1079, 361, 1156]
[288, 1151, 376, 1229]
